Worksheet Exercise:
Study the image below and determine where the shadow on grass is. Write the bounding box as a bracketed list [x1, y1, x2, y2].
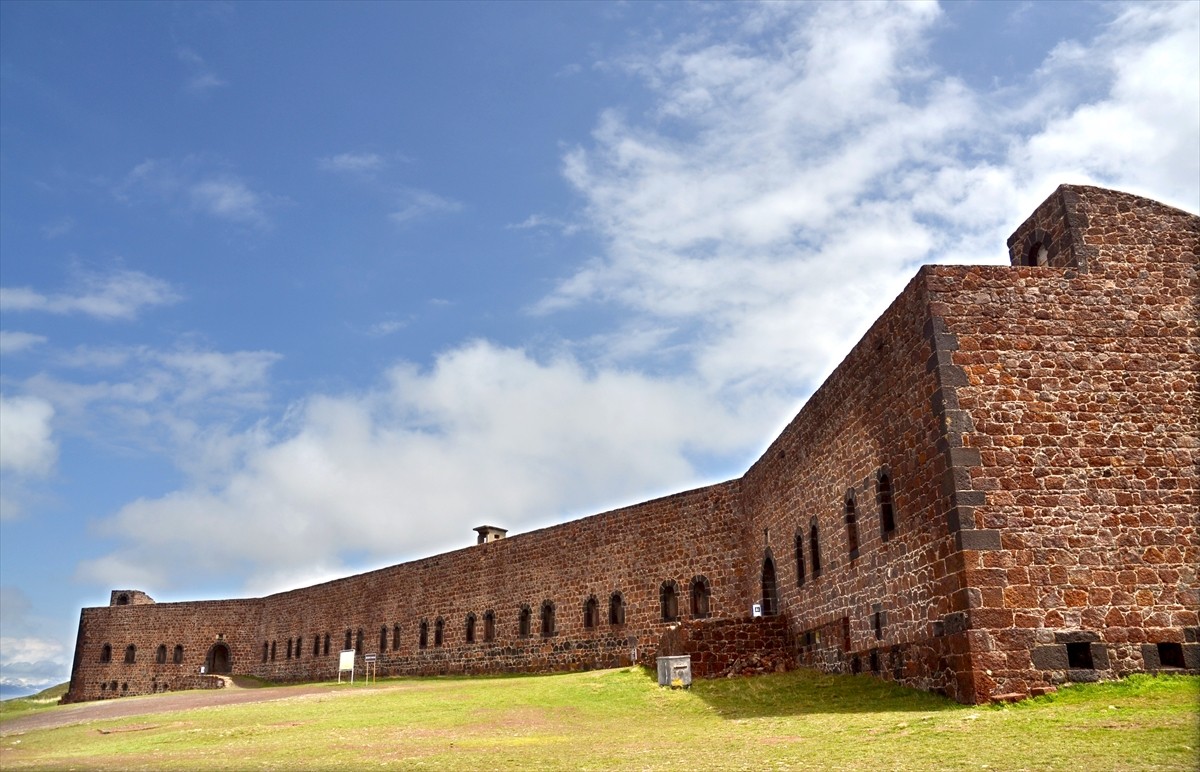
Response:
[641, 666, 961, 719]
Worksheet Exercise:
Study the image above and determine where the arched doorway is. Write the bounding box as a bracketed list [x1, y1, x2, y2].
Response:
[206, 642, 232, 674]
[761, 553, 779, 616]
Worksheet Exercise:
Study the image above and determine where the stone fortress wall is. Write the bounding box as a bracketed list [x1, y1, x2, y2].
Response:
[65, 185, 1199, 705]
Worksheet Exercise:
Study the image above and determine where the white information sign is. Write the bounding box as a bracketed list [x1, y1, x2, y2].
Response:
[337, 649, 356, 683]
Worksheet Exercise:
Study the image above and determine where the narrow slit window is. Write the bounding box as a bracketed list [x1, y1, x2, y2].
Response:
[810, 519, 822, 578]
[434, 618, 444, 647]
[484, 610, 496, 642]
[690, 576, 711, 619]
[540, 601, 556, 638]
[518, 606, 532, 638]
[583, 596, 599, 629]
[465, 613, 476, 644]
[795, 532, 806, 587]
[845, 491, 859, 560]
[878, 471, 896, 538]
[660, 581, 679, 622]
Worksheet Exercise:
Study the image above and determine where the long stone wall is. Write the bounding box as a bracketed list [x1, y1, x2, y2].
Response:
[65, 185, 1199, 706]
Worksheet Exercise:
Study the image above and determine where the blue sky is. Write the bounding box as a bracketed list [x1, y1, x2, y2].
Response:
[1, 1, 1197, 698]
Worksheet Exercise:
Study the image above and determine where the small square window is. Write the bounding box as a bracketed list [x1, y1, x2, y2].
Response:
[1066, 642, 1094, 669]
[1157, 642, 1185, 669]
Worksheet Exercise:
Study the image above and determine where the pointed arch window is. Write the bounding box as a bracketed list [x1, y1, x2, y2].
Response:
[465, 613, 477, 644]
[434, 618, 444, 647]
[393, 624, 401, 651]
[100, 643, 112, 663]
[173, 644, 184, 664]
[540, 600, 556, 638]
[609, 591, 626, 626]
[124, 644, 137, 664]
[583, 596, 599, 629]
[483, 610, 496, 642]
[518, 605, 532, 638]
[761, 553, 779, 616]
[418, 620, 428, 650]
[380, 626, 389, 652]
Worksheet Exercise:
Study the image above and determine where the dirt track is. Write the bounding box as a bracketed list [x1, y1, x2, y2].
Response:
[1, 680, 372, 735]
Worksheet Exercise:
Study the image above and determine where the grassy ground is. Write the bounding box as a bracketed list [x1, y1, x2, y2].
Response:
[1, 669, 1197, 770]
[0, 683, 68, 721]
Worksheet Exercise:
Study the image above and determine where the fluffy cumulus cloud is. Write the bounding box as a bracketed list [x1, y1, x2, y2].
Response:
[0, 268, 180, 321]
[77, 340, 780, 595]
[544, 1, 1200, 396]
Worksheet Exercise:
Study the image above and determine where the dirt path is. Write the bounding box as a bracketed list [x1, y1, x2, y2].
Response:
[1, 680, 375, 735]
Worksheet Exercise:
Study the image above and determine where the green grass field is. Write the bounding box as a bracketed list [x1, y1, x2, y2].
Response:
[2, 669, 1197, 770]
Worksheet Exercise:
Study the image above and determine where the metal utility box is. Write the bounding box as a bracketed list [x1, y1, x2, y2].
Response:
[657, 655, 692, 688]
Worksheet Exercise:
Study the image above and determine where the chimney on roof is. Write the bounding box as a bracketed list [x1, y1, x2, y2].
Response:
[474, 525, 508, 545]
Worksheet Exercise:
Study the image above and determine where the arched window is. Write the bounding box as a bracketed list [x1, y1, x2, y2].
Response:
[483, 610, 496, 642]
[344, 629, 353, 651]
[393, 624, 402, 651]
[845, 490, 859, 560]
[465, 613, 476, 644]
[609, 592, 626, 626]
[116, 594, 129, 605]
[356, 628, 364, 654]
[124, 644, 137, 664]
[173, 644, 184, 664]
[761, 553, 779, 616]
[795, 531, 806, 586]
[262, 642, 269, 662]
[380, 626, 389, 652]
[878, 470, 896, 538]
[540, 601, 556, 638]
[323, 633, 330, 656]
[418, 620, 428, 650]
[583, 596, 599, 629]
[660, 581, 679, 622]
[295, 636, 303, 658]
[100, 643, 112, 663]
[314, 636, 321, 657]
[434, 618, 445, 647]
[155, 644, 167, 664]
[287, 638, 293, 659]
[810, 519, 822, 578]
[518, 605, 532, 638]
[690, 576, 711, 619]
[270, 641, 276, 661]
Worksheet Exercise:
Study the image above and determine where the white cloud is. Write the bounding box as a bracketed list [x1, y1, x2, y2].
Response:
[0, 331, 47, 355]
[177, 47, 227, 93]
[389, 188, 463, 224]
[76, 340, 782, 595]
[189, 178, 267, 225]
[0, 587, 71, 693]
[0, 394, 57, 478]
[318, 152, 388, 174]
[117, 158, 275, 227]
[0, 269, 180, 321]
[40, 216, 75, 239]
[540, 0, 1199, 398]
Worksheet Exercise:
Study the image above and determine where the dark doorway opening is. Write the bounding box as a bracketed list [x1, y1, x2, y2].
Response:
[206, 642, 232, 674]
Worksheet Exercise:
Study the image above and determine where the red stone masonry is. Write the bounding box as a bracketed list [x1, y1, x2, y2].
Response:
[65, 185, 1199, 705]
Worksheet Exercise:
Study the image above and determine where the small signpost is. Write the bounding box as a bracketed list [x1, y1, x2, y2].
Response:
[337, 649, 356, 684]
[364, 653, 377, 684]
[751, 602, 763, 618]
